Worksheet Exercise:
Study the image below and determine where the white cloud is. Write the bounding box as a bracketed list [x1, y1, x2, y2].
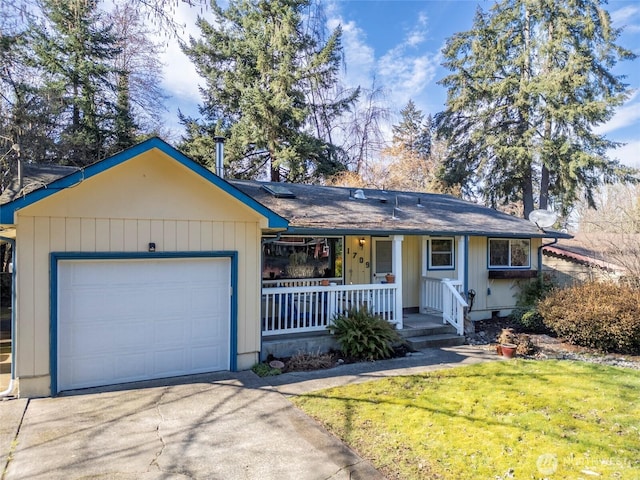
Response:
[375, 10, 440, 114]
[156, 4, 211, 105]
[594, 91, 640, 135]
[610, 5, 640, 27]
[611, 139, 640, 169]
[328, 17, 375, 90]
[324, 2, 441, 146]
[405, 11, 428, 47]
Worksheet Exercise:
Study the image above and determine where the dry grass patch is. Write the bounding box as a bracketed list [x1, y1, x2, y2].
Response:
[292, 360, 640, 479]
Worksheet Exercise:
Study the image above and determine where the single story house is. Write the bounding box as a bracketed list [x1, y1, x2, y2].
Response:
[0, 138, 570, 397]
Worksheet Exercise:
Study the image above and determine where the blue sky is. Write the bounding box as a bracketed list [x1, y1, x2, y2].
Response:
[160, 0, 640, 168]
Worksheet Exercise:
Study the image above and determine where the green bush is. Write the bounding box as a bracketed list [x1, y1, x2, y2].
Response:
[509, 276, 555, 333]
[251, 362, 281, 377]
[328, 308, 402, 361]
[510, 306, 547, 333]
[538, 282, 640, 354]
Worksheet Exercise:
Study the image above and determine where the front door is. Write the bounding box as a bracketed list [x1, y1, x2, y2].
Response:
[372, 238, 392, 283]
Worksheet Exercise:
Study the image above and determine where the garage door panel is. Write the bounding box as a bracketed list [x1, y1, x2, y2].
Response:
[153, 349, 188, 376]
[154, 288, 187, 316]
[57, 257, 231, 392]
[64, 357, 111, 389]
[65, 324, 116, 355]
[154, 320, 185, 345]
[116, 353, 147, 379]
[191, 318, 219, 341]
[118, 323, 150, 349]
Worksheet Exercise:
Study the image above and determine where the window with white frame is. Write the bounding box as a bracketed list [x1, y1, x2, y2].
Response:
[428, 237, 454, 269]
[488, 238, 530, 268]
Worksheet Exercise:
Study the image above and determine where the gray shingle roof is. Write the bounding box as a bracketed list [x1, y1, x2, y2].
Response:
[1, 163, 80, 205]
[0, 161, 570, 239]
[230, 180, 570, 238]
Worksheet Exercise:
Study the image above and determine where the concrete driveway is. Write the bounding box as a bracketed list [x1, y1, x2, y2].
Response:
[0, 345, 495, 480]
[0, 371, 383, 480]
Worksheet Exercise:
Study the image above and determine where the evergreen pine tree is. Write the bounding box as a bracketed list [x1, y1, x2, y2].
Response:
[436, 0, 636, 217]
[181, 0, 353, 182]
[392, 100, 432, 159]
[32, 0, 121, 166]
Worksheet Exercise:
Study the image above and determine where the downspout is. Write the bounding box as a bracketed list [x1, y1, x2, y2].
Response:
[0, 236, 16, 397]
[538, 236, 558, 282]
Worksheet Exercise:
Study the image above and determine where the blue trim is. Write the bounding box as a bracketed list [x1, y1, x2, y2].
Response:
[426, 237, 456, 271]
[1, 137, 288, 229]
[49, 250, 238, 396]
[464, 235, 469, 297]
[487, 238, 532, 270]
[284, 227, 571, 239]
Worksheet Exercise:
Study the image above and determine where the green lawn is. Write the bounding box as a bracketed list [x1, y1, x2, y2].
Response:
[292, 360, 640, 479]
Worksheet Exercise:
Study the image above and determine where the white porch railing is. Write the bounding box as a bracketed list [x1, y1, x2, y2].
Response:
[421, 276, 446, 312]
[441, 279, 468, 336]
[262, 283, 398, 336]
[421, 277, 464, 310]
[262, 277, 343, 288]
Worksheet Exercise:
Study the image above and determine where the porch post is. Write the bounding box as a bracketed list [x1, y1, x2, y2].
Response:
[457, 236, 466, 288]
[391, 235, 404, 329]
[420, 236, 428, 312]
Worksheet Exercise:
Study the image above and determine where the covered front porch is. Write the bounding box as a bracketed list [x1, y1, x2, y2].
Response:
[260, 234, 468, 358]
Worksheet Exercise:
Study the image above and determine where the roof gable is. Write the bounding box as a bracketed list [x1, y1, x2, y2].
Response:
[0, 138, 287, 229]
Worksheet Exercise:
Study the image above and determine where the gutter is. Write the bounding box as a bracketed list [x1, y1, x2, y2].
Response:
[0, 235, 15, 397]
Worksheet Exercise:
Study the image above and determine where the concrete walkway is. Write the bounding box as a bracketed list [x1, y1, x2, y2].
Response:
[0, 345, 497, 480]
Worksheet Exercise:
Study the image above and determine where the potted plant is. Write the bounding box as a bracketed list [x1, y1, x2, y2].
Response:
[497, 328, 518, 359]
[385, 273, 395, 283]
[500, 343, 517, 359]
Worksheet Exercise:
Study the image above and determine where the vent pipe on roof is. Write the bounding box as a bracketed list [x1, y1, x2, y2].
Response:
[214, 136, 225, 178]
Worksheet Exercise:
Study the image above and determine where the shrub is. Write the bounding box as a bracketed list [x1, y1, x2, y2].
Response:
[538, 282, 640, 354]
[285, 350, 335, 372]
[328, 308, 402, 361]
[251, 362, 281, 377]
[509, 276, 555, 333]
[510, 306, 548, 333]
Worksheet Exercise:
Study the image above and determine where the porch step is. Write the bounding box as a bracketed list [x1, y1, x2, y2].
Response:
[405, 333, 466, 350]
[397, 323, 457, 339]
[398, 319, 465, 350]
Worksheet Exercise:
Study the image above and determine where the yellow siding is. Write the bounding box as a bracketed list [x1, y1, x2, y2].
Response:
[14, 149, 267, 396]
[467, 236, 542, 320]
[401, 236, 421, 309]
[20, 150, 263, 223]
[16, 217, 35, 377]
[33, 217, 50, 373]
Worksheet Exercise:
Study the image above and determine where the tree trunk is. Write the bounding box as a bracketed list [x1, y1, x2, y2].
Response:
[538, 19, 553, 212]
[539, 163, 550, 210]
[522, 167, 535, 218]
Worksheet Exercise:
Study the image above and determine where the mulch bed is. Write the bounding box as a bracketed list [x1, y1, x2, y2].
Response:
[263, 318, 640, 374]
[468, 317, 640, 370]
[266, 344, 413, 373]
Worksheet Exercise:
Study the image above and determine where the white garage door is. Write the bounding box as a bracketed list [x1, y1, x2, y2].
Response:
[57, 257, 231, 392]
